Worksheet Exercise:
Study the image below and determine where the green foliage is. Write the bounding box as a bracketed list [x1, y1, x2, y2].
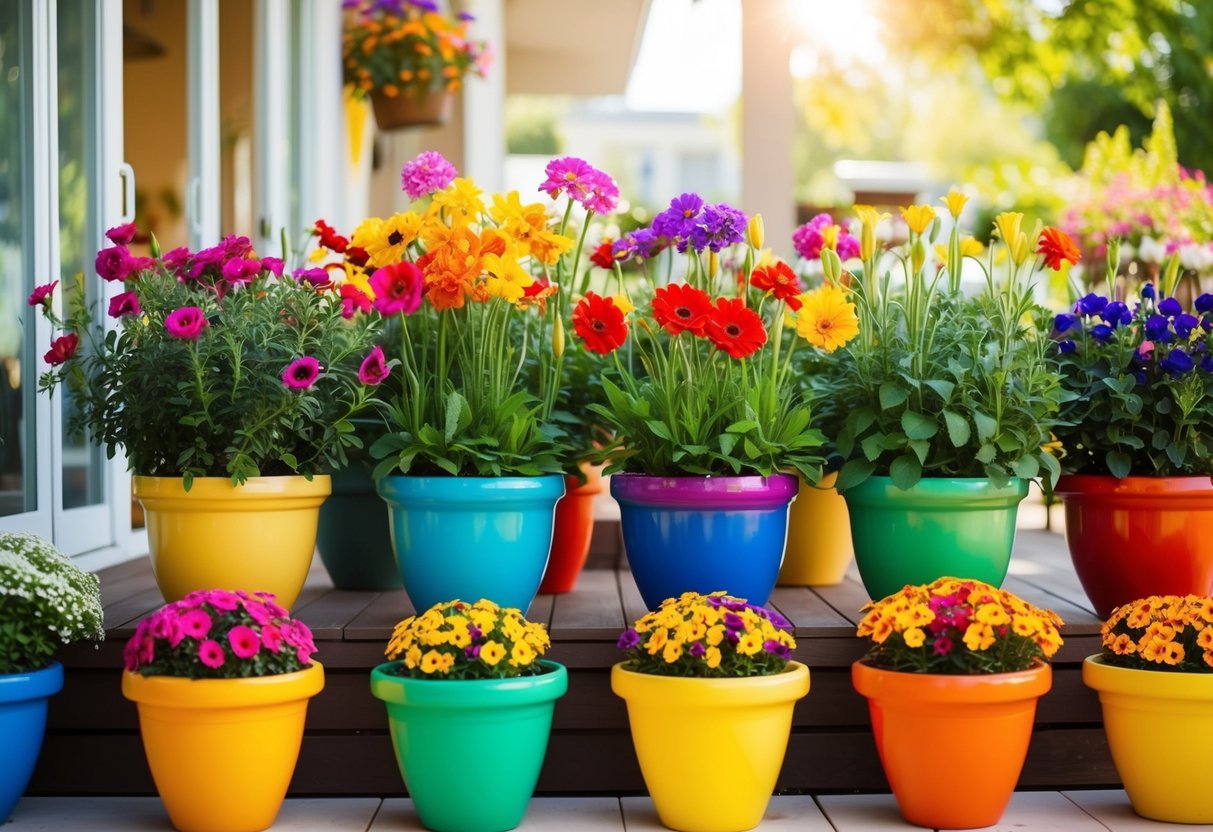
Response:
[0, 532, 103, 674]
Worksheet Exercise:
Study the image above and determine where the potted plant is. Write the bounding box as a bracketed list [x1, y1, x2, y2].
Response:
[611, 591, 809, 832]
[342, 0, 488, 130]
[0, 532, 103, 822]
[1050, 248, 1213, 615]
[121, 588, 323, 832]
[370, 599, 567, 832]
[1083, 594, 1213, 823]
[32, 227, 383, 607]
[575, 197, 855, 610]
[852, 577, 1064, 829]
[832, 197, 1071, 599]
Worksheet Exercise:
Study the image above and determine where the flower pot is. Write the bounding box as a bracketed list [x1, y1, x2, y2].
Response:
[122, 663, 324, 832]
[134, 476, 330, 609]
[377, 475, 564, 612]
[316, 465, 400, 590]
[1083, 655, 1213, 823]
[611, 661, 810, 832]
[370, 88, 453, 130]
[778, 471, 853, 586]
[843, 476, 1028, 601]
[611, 473, 798, 610]
[539, 466, 604, 594]
[852, 660, 1050, 829]
[1055, 475, 1213, 617]
[370, 660, 568, 832]
[0, 662, 63, 822]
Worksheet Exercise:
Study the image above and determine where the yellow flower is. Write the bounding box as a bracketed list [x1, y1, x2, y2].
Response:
[405, 644, 423, 668]
[611, 293, 634, 316]
[1108, 634, 1137, 655]
[645, 629, 669, 655]
[903, 627, 925, 648]
[352, 212, 423, 269]
[420, 649, 446, 674]
[900, 203, 936, 235]
[1198, 628, 1213, 650]
[662, 640, 684, 663]
[962, 623, 996, 652]
[510, 639, 536, 667]
[482, 251, 533, 304]
[737, 630, 764, 657]
[480, 640, 505, 666]
[795, 284, 860, 353]
[940, 190, 968, 220]
[854, 205, 889, 262]
[993, 211, 1030, 266]
[820, 224, 841, 252]
[705, 646, 722, 669]
[975, 604, 1011, 627]
[705, 624, 725, 647]
[748, 213, 764, 249]
[959, 236, 984, 257]
[431, 177, 485, 224]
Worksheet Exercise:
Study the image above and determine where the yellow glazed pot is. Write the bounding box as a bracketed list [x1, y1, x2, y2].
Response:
[134, 475, 331, 608]
[122, 663, 324, 832]
[1083, 655, 1213, 823]
[611, 661, 810, 832]
[778, 472, 853, 586]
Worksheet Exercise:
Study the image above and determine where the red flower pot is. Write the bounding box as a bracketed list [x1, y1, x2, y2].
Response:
[539, 466, 604, 594]
[1055, 474, 1213, 617]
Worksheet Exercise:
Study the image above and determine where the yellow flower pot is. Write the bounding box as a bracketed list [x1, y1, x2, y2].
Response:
[778, 471, 853, 586]
[134, 476, 331, 608]
[122, 663, 324, 832]
[1084, 655, 1213, 823]
[611, 661, 810, 832]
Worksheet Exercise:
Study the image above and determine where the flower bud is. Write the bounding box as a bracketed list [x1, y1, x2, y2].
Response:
[747, 214, 764, 250]
[708, 250, 719, 279]
[552, 313, 565, 358]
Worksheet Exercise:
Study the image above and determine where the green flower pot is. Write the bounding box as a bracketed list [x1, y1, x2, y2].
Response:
[843, 476, 1028, 600]
[316, 464, 401, 590]
[370, 660, 568, 832]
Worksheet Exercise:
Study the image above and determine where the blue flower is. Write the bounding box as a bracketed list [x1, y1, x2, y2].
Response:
[1142, 283, 1156, 299]
[1161, 347, 1195, 376]
[1101, 301, 1132, 328]
[1054, 313, 1080, 333]
[1058, 339, 1077, 354]
[1197, 293, 1213, 313]
[1175, 313, 1200, 339]
[1144, 314, 1172, 342]
[1090, 324, 1113, 341]
[1158, 297, 1183, 317]
[1077, 293, 1108, 316]
[1134, 369, 1149, 385]
[1202, 354, 1213, 373]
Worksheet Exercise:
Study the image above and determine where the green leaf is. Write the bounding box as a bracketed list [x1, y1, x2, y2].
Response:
[725, 419, 760, 434]
[645, 420, 674, 441]
[900, 410, 938, 440]
[908, 439, 930, 464]
[942, 410, 971, 448]
[1166, 442, 1187, 468]
[280, 452, 298, 471]
[923, 379, 955, 402]
[861, 433, 886, 462]
[972, 410, 998, 443]
[889, 453, 923, 491]
[1011, 455, 1039, 479]
[1040, 451, 1062, 488]
[834, 458, 877, 491]
[443, 392, 465, 442]
[975, 443, 997, 464]
[879, 382, 909, 411]
[719, 433, 738, 456]
[1106, 450, 1132, 479]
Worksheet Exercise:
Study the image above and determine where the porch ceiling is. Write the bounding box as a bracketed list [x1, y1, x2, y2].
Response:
[504, 0, 652, 95]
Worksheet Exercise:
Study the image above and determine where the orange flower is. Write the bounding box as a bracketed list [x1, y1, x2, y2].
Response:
[417, 225, 484, 310]
[1036, 227, 1080, 271]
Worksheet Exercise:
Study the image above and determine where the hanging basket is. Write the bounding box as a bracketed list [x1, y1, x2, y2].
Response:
[370, 88, 453, 130]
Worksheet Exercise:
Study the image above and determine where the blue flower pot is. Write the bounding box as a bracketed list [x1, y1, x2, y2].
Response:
[0, 662, 63, 821]
[611, 474, 799, 610]
[377, 475, 565, 612]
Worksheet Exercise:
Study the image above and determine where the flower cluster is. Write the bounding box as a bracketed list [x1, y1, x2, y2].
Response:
[384, 599, 552, 679]
[123, 589, 315, 680]
[617, 592, 796, 678]
[0, 532, 103, 674]
[1050, 269, 1213, 477]
[793, 212, 860, 262]
[33, 228, 382, 487]
[611, 192, 748, 262]
[1099, 595, 1213, 672]
[342, 0, 487, 100]
[857, 578, 1064, 674]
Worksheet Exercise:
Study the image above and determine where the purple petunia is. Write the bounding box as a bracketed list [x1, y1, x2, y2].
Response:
[1175, 313, 1200, 339]
[763, 639, 792, 660]
[164, 306, 208, 340]
[95, 245, 133, 282]
[221, 257, 261, 285]
[293, 267, 332, 288]
[1090, 323, 1113, 342]
[616, 628, 641, 650]
[1161, 347, 1195, 376]
[612, 228, 665, 263]
[1058, 339, 1076, 354]
[1144, 314, 1172, 342]
[652, 193, 705, 246]
[689, 202, 748, 253]
[401, 151, 458, 200]
[723, 612, 745, 631]
[282, 356, 322, 390]
[1158, 297, 1183, 317]
[688, 642, 706, 658]
[1196, 293, 1213, 314]
[1054, 313, 1080, 333]
[1075, 293, 1108, 317]
[1101, 301, 1132, 328]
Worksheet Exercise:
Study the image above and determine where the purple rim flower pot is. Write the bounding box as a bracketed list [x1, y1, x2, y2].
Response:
[611, 473, 798, 610]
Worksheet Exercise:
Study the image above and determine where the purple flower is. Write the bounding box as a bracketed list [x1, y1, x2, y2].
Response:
[1090, 323, 1113, 342]
[652, 193, 704, 244]
[401, 151, 458, 200]
[933, 636, 953, 656]
[222, 257, 261, 285]
[612, 228, 665, 263]
[221, 235, 254, 259]
[1158, 297, 1183, 317]
[282, 356, 322, 390]
[688, 641, 705, 658]
[1195, 293, 1213, 314]
[616, 628, 641, 650]
[1142, 282, 1156, 299]
[689, 202, 747, 252]
[1053, 313, 1079, 333]
[723, 612, 745, 631]
[1076, 293, 1108, 317]
[763, 639, 792, 660]
[458, 10, 475, 20]
[764, 608, 793, 632]
[95, 246, 132, 281]
[406, 0, 438, 10]
[293, 267, 332, 288]
[464, 644, 481, 659]
[1101, 301, 1132, 328]
[164, 306, 208, 340]
[261, 257, 284, 277]
[163, 247, 191, 281]
[1201, 354, 1213, 373]
[581, 169, 620, 215]
[1058, 339, 1076, 354]
[358, 345, 390, 386]
[1175, 313, 1200, 339]
[108, 291, 141, 318]
[1162, 347, 1195, 376]
[1144, 314, 1172, 342]
[538, 157, 619, 214]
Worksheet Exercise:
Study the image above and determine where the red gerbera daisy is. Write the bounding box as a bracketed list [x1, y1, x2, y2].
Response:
[750, 262, 803, 310]
[651, 283, 714, 336]
[1036, 227, 1080, 271]
[572, 291, 628, 355]
[706, 297, 767, 359]
[590, 241, 615, 269]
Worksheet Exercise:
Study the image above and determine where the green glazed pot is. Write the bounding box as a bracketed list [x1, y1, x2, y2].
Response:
[370, 660, 568, 832]
[316, 464, 401, 590]
[843, 476, 1028, 600]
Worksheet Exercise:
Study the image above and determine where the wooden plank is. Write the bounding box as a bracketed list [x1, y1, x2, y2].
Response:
[809, 576, 873, 626]
[815, 793, 907, 831]
[1062, 790, 1163, 832]
[293, 589, 382, 640]
[343, 589, 414, 640]
[621, 795, 833, 831]
[769, 585, 854, 633]
[968, 790, 1111, 831]
[97, 559, 158, 608]
[549, 569, 624, 637]
[619, 567, 649, 623]
[104, 587, 170, 636]
[1003, 574, 1101, 631]
[527, 591, 555, 629]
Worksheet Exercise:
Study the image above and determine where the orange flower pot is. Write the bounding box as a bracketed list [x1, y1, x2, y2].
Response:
[852, 660, 1051, 829]
[539, 466, 604, 594]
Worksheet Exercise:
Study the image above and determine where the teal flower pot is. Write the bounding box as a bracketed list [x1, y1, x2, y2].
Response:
[0, 662, 63, 822]
[843, 476, 1028, 600]
[370, 660, 568, 832]
[316, 464, 401, 590]
[377, 476, 565, 612]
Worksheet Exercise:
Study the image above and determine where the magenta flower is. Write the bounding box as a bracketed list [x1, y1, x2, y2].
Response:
[105, 222, 138, 245]
[27, 280, 58, 308]
[108, 291, 141, 318]
[539, 157, 619, 214]
[164, 306, 208, 340]
[178, 609, 212, 640]
[221, 257, 261, 285]
[162, 247, 191, 281]
[293, 267, 331, 288]
[260, 257, 285, 277]
[204, 589, 240, 611]
[340, 283, 372, 319]
[369, 262, 424, 315]
[228, 625, 261, 659]
[358, 345, 390, 386]
[933, 636, 954, 656]
[261, 623, 284, 653]
[401, 151, 458, 200]
[198, 639, 226, 668]
[95, 245, 132, 281]
[244, 599, 272, 626]
[282, 356, 322, 390]
[793, 213, 860, 261]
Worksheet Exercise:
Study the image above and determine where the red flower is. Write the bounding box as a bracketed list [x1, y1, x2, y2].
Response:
[572, 291, 628, 354]
[590, 241, 615, 269]
[1037, 227, 1080, 271]
[315, 219, 348, 253]
[750, 262, 803, 311]
[651, 283, 714, 336]
[27, 280, 58, 308]
[339, 283, 372, 319]
[345, 246, 370, 268]
[44, 333, 79, 365]
[706, 298, 766, 359]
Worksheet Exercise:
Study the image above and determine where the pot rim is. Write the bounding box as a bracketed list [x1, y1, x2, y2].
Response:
[377, 473, 567, 506]
[851, 658, 1051, 703]
[1055, 473, 1213, 498]
[1083, 653, 1213, 699]
[370, 659, 568, 707]
[610, 660, 810, 705]
[122, 662, 324, 708]
[843, 475, 1029, 507]
[132, 474, 332, 500]
[610, 472, 798, 509]
[0, 660, 64, 704]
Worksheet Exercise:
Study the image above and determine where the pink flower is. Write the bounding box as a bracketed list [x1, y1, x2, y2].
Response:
[358, 345, 390, 386]
[401, 151, 458, 200]
[244, 599, 272, 626]
[933, 636, 954, 656]
[95, 245, 132, 281]
[369, 262, 424, 316]
[204, 589, 240, 611]
[261, 623, 284, 653]
[293, 267, 331, 288]
[539, 157, 619, 214]
[178, 609, 212, 639]
[44, 334, 79, 365]
[340, 283, 372, 319]
[108, 291, 141, 318]
[105, 222, 138, 245]
[260, 257, 284, 277]
[198, 639, 226, 668]
[282, 356, 322, 390]
[27, 280, 57, 307]
[164, 306, 208, 340]
[228, 625, 261, 659]
[221, 257, 261, 285]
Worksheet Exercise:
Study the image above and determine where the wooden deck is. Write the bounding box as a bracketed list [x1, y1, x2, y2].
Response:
[31, 523, 1118, 798]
